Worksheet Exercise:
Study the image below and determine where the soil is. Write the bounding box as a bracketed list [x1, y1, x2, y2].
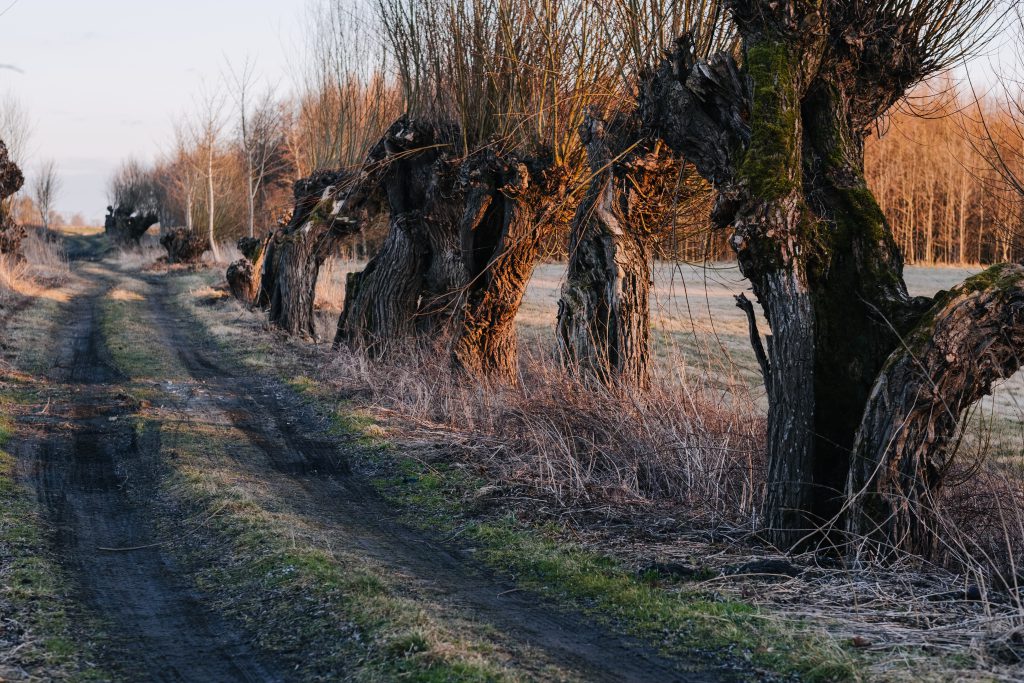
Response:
[20, 288, 285, 682]
[7, 243, 732, 681]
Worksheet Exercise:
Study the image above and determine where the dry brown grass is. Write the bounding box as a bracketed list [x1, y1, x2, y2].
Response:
[321, 339, 766, 526]
[0, 230, 70, 303]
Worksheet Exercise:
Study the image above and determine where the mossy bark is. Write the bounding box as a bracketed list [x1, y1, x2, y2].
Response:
[641, 15, 1024, 554]
[728, 40, 823, 543]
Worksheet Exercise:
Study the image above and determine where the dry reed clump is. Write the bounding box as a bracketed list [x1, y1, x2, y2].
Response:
[0, 229, 69, 302]
[113, 235, 164, 269]
[319, 323, 1024, 584]
[931, 463, 1024, 583]
[322, 343, 766, 524]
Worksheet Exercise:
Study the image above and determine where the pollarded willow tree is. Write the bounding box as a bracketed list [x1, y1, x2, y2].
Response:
[106, 160, 160, 246]
[259, 1, 401, 341]
[335, 117, 467, 353]
[261, 169, 365, 338]
[339, 0, 616, 381]
[0, 139, 24, 256]
[640, 0, 1007, 552]
[444, 0, 606, 380]
[557, 0, 733, 386]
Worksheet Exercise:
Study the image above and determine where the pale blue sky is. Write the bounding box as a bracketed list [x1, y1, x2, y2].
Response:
[0, 0, 305, 220]
[0, 1, 1015, 221]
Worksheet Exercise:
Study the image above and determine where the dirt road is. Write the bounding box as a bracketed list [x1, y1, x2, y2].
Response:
[10, 253, 729, 682]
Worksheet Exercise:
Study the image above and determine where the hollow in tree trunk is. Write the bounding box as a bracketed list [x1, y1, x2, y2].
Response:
[556, 113, 659, 386]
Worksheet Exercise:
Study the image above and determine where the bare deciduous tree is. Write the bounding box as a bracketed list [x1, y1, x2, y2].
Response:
[229, 59, 289, 238]
[32, 159, 60, 231]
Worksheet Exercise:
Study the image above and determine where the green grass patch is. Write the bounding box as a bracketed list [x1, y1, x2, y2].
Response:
[0, 392, 109, 680]
[365, 444, 856, 682]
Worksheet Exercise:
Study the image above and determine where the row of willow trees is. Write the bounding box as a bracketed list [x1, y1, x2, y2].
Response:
[137, 0, 1024, 558]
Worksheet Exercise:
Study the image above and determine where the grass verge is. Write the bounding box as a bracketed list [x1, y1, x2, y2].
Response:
[167, 268, 858, 682]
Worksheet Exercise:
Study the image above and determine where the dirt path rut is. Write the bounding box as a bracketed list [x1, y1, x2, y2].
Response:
[13, 258, 728, 682]
[20, 281, 284, 682]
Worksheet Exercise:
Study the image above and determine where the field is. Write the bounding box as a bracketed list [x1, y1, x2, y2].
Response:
[320, 260, 995, 364]
[320, 258, 1024, 463]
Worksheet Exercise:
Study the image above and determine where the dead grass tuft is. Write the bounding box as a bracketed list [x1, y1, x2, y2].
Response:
[0, 230, 70, 303]
[322, 342, 765, 526]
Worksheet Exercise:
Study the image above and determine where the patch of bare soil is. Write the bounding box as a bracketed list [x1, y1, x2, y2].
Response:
[15, 281, 285, 682]
[141, 272, 728, 682]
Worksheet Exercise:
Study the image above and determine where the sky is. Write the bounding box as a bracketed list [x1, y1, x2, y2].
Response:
[0, 0, 306, 222]
[0, 1, 1016, 222]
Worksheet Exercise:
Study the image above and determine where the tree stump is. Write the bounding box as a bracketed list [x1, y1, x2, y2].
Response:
[226, 236, 270, 304]
[160, 228, 210, 265]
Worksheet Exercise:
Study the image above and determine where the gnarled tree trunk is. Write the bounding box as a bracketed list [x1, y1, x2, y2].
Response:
[0, 140, 24, 258]
[160, 228, 210, 265]
[556, 114, 654, 386]
[641, 5, 1003, 554]
[847, 265, 1024, 555]
[105, 205, 158, 246]
[452, 150, 570, 382]
[335, 117, 465, 354]
[262, 170, 361, 339]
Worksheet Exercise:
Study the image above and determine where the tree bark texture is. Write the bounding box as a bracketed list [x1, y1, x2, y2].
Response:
[104, 205, 159, 246]
[847, 265, 1024, 555]
[335, 117, 465, 354]
[556, 113, 657, 386]
[452, 150, 571, 382]
[0, 140, 24, 257]
[262, 170, 360, 339]
[226, 236, 270, 304]
[160, 228, 210, 265]
[640, 8, 1011, 553]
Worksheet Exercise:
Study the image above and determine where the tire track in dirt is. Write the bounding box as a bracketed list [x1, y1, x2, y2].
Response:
[144, 273, 729, 683]
[19, 280, 285, 683]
